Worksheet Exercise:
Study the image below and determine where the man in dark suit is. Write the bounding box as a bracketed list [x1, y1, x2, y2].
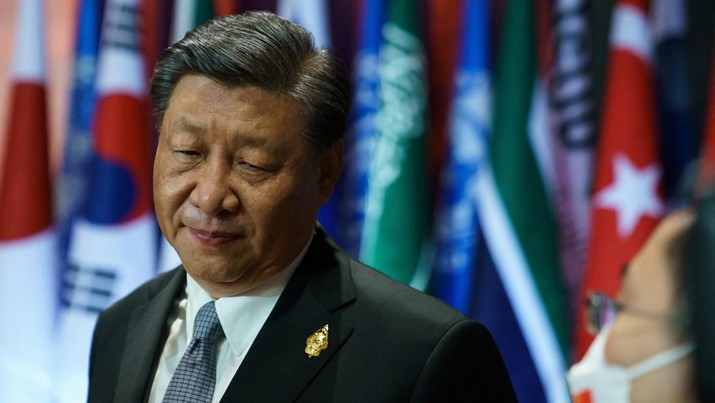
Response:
[88, 11, 516, 402]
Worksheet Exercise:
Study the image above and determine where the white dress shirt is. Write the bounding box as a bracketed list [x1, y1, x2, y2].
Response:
[148, 239, 311, 403]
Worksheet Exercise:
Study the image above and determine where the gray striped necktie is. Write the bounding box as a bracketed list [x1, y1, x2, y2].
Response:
[163, 300, 225, 403]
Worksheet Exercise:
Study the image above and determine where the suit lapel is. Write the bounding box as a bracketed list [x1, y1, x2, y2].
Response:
[222, 229, 356, 402]
[114, 268, 186, 402]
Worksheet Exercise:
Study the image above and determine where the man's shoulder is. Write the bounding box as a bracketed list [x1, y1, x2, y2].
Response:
[100, 268, 180, 319]
[92, 268, 181, 353]
[312, 229, 467, 325]
[346, 259, 469, 328]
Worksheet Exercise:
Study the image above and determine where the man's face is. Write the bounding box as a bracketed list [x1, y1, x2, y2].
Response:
[154, 75, 341, 297]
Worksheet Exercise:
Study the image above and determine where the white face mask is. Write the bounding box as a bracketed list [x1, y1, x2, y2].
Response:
[566, 325, 693, 403]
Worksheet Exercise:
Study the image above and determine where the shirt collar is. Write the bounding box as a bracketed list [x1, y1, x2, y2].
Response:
[185, 233, 313, 357]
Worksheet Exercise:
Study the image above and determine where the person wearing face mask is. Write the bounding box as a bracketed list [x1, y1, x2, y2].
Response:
[567, 209, 697, 403]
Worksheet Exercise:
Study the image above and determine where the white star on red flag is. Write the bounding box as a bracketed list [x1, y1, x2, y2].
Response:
[594, 153, 664, 237]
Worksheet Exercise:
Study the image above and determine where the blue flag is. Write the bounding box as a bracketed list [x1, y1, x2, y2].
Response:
[431, 0, 490, 312]
[339, 0, 384, 256]
[56, 0, 103, 263]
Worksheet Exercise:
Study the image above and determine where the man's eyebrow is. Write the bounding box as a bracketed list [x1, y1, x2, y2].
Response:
[234, 135, 268, 148]
[173, 117, 205, 135]
[233, 135, 292, 157]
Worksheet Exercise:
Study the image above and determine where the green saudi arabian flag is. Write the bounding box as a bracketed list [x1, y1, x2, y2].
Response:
[359, 0, 430, 289]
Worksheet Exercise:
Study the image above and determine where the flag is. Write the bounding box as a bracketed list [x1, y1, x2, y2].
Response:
[425, 0, 462, 197]
[431, 0, 489, 314]
[577, 0, 664, 358]
[238, 0, 277, 13]
[473, 0, 571, 401]
[425, 0, 462, 170]
[141, 0, 174, 79]
[548, 0, 597, 321]
[324, 0, 358, 79]
[276, 0, 339, 237]
[340, 0, 383, 258]
[360, 0, 431, 289]
[0, 1, 56, 401]
[652, 0, 697, 205]
[697, 38, 715, 190]
[57, 0, 103, 269]
[54, 1, 157, 401]
[159, 0, 215, 273]
[170, 0, 214, 44]
[277, 0, 331, 48]
[215, 0, 239, 15]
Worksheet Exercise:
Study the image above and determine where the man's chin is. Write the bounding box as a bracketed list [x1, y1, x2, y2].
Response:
[186, 263, 247, 281]
[185, 266, 254, 297]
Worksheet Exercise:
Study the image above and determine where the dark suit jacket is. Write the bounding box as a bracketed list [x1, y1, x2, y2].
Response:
[88, 228, 516, 402]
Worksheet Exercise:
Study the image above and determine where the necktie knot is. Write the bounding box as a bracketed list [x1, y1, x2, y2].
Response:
[193, 301, 224, 344]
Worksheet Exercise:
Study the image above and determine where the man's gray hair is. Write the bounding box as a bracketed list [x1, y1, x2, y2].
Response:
[150, 11, 351, 153]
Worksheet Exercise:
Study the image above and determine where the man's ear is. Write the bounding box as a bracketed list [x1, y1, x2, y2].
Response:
[318, 140, 344, 204]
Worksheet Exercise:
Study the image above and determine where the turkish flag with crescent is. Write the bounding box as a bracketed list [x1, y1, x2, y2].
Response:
[575, 0, 665, 359]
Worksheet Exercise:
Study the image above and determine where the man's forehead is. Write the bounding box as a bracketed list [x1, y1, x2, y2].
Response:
[170, 116, 204, 133]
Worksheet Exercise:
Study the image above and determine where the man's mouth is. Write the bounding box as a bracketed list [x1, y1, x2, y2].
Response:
[189, 228, 242, 246]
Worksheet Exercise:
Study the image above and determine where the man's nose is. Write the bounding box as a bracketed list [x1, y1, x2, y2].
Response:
[189, 159, 240, 217]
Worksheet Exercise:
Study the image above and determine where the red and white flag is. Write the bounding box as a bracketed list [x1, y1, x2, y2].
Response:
[576, 0, 664, 358]
[0, 0, 57, 401]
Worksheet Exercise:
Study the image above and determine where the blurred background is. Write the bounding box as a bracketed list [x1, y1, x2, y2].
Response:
[0, 0, 712, 402]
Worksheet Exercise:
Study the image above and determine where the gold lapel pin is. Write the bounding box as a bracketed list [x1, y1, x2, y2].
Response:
[305, 324, 329, 358]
